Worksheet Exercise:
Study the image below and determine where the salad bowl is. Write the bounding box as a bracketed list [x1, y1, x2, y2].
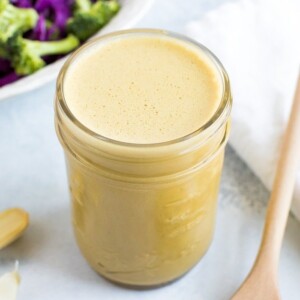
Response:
[0, 0, 154, 101]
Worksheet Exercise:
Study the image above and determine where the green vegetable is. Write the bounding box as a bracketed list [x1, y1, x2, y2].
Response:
[7, 34, 80, 75]
[0, 0, 8, 13]
[0, 0, 38, 44]
[74, 0, 92, 13]
[67, 0, 120, 42]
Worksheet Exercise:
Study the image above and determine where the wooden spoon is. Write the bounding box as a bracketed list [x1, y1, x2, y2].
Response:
[231, 74, 300, 300]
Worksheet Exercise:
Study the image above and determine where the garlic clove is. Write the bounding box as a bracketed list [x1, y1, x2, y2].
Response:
[0, 208, 29, 250]
[0, 262, 20, 300]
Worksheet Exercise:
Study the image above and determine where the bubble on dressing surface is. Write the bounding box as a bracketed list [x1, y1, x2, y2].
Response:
[64, 35, 222, 144]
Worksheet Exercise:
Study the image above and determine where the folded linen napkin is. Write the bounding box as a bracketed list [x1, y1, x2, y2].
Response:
[186, 0, 300, 219]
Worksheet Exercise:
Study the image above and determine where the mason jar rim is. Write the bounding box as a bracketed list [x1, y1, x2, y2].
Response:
[56, 28, 232, 149]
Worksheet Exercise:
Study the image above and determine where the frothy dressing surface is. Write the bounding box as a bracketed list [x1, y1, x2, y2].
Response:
[64, 35, 222, 144]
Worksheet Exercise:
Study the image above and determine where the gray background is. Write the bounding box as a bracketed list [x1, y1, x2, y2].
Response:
[0, 0, 299, 299]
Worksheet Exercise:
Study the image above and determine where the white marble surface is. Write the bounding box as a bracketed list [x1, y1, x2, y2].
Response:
[0, 1, 299, 299]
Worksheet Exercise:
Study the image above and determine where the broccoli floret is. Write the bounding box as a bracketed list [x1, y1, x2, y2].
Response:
[0, 0, 7, 12]
[8, 34, 80, 75]
[0, 46, 8, 59]
[0, 0, 38, 44]
[67, 0, 120, 41]
[74, 0, 92, 13]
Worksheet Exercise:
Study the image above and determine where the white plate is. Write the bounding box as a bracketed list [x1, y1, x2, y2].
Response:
[0, 0, 154, 101]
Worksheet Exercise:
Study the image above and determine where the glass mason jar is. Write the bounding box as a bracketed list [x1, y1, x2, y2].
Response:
[55, 29, 232, 288]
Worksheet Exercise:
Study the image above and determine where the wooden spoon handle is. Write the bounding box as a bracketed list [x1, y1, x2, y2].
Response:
[259, 73, 300, 267]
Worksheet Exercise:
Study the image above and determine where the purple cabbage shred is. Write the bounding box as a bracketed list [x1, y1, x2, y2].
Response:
[31, 15, 48, 41]
[35, 0, 73, 32]
[0, 72, 21, 87]
[0, 58, 12, 73]
[10, 0, 33, 8]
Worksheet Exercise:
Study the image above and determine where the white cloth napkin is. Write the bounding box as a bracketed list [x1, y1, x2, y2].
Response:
[186, 0, 300, 220]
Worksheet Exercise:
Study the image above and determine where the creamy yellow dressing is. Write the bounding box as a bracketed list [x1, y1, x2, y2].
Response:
[64, 35, 221, 144]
